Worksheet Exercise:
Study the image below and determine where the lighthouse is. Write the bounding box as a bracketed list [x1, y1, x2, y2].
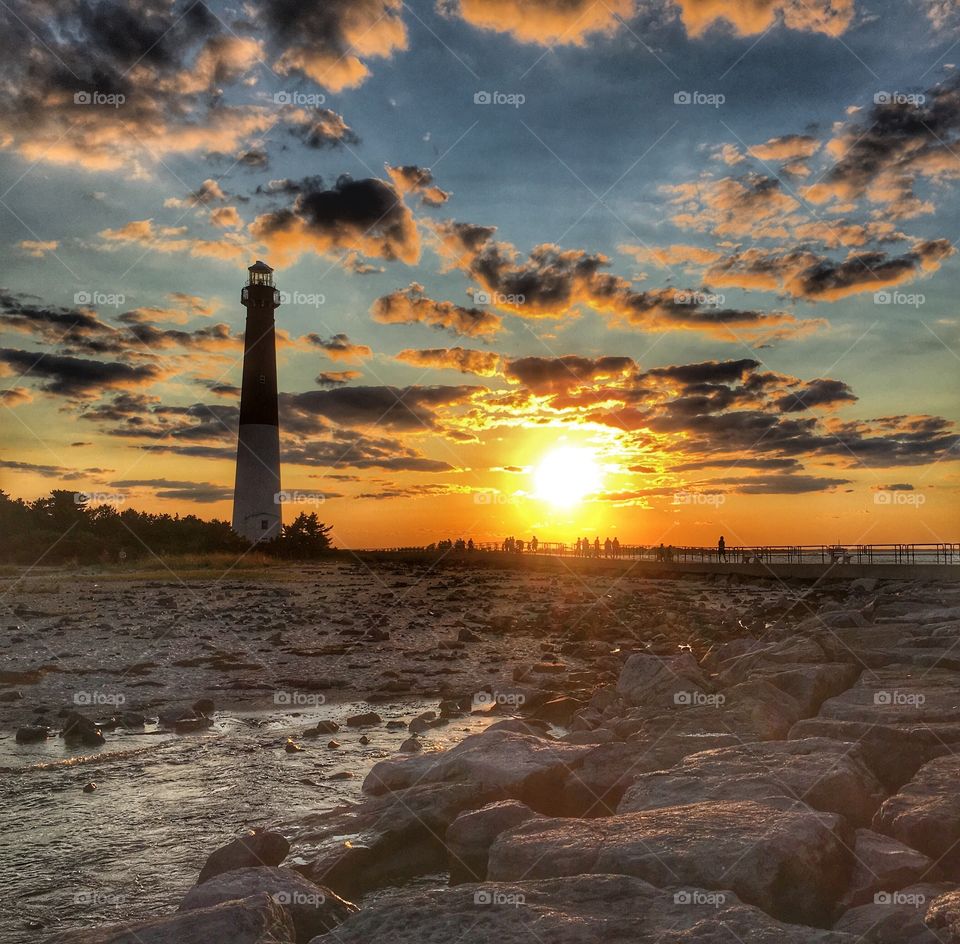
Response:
[232, 260, 282, 543]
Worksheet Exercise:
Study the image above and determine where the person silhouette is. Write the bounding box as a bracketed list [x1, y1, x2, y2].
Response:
[718, 535, 726, 562]
[530, 535, 538, 553]
[594, 537, 600, 558]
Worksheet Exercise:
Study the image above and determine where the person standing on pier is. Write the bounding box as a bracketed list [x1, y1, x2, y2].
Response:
[718, 535, 726, 562]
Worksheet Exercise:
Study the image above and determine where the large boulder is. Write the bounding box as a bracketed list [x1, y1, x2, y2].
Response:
[179, 868, 354, 942]
[362, 730, 590, 814]
[488, 798, 853, 925]
[719, 663, 859, 717]
[306, 874, 857, 943]
[841, 829, 937, 908]
[48, 894, 295, 943]
[560, 732, 740, 816]
[926, 889, 960, 940]
[873, 755, 960, 872]
[615, 652, 710, 709]
[617, 739, 885, 827]
[445, 801, 542, 883]
[197, 829, 290, 884]
[287, 781, 501, 898]
[832, 882, 954, 942]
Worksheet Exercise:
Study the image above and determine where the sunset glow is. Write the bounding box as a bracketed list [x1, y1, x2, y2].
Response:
[533, 447, 604, 508]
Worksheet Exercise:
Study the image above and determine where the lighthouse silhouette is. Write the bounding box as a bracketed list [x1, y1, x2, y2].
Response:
[232, 260, 282, 543]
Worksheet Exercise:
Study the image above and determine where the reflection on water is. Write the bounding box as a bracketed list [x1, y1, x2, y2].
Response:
[0, 700, 491, 942]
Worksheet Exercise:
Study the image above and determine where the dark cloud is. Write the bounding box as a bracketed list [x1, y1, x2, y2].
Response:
[0, 347, 165, 398]
[305, 333, 373, 362]
[709, 473, 853, 494]
[504, 355, 636, 393]
[776, 378, 857, 413]
[386, 165, 450, 206]
[372, 284, 502, 337]
[251, 174, 419, 265]
[111, 478, 232, 503]
[290, 109, 359, 148]
[395, 348, 501, 376]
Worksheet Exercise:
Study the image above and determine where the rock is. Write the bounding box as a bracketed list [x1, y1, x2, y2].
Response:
[850, 577, 880, 593]
[345, 712, 381, 727]
[363, 730, 591, 815]
[560, 732, 741, 816]
[198, 828, 291, 884]
[458, 628, 481, 642]
[833, 882, 953, 942]
[15, 725, 50, 744]
[175, 715, 215, 734]
[399, 737, 422, 753]
[327, 740, 340, 749]
[533, 696, 585, 725]
[192, 698, 216, 716]
[303, 721, 340, 737]
[286, 740, 304, 753]
[873, 755, 960, 870]
[488, 798, 853, 925]
[179, 867, 355, 942]
[702, 636, 827, 675]
[617, 738, 885, 827]
[289, 782, 501, 898]
[83, 782, 96, 793]
[408, 711, 435, 734]
[358, 735, 369, 745]
[445, 801, 541, 883]
[616, 652, 710, 709]
[926, 889, 960, 940]
[719, 662, 859, 717]
[47, 893, 296, 943]
[841, 829, 936, 908]
[306, 874, 856, 943]
[61, 711, 106, 746]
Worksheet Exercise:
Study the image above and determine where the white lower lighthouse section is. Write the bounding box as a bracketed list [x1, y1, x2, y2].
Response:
[232, 260, 283, 545]
[232, 423, 282, 542]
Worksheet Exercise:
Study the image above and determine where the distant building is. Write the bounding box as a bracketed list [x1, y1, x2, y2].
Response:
[232, 260, 282, 543]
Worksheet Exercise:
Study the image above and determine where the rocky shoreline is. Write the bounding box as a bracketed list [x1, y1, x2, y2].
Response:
[5, 565, 960, 942]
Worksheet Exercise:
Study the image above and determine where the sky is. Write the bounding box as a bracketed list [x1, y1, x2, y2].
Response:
[1, 0, 959, 549]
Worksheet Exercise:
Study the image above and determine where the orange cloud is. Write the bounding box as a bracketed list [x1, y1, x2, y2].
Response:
[449, 0, 635, 45]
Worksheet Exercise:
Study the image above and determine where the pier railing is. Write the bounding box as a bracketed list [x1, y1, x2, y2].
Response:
[373, 542, 959, 565]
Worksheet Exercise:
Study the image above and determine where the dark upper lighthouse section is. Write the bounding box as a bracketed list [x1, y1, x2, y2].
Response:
[232, 260, 282, 543]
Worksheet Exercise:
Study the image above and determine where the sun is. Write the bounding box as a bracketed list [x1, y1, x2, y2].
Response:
[533, 446, 603, 507]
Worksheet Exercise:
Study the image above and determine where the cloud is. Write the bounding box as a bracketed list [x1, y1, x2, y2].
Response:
[775, 378, 858, 412]
[747, 133, 821, 162]
[432, 220, 819, 341]
[372, 284, 503, 337]
[805, 74, 960, 218]
[0, 347, 165, 398]
[504, 355, 636, 393]
[111, 478, 232, 502]
[674, 0, 854, 37]
[267, 0, 407, 91]
[445, 0, 635, 45]
[396, 347, 502, 376]
[289, 109, 359, 148]
[210, 207, 243, 229]
[17, 240, 58, 258]
[283, 384, 480, 431]
[251, 175, 420, 265]
[99, 218, 250, 261]
[386, 165, 450, 206]
[709, 473, 853, 493]
[306, 334, 373, 362]
[317, 370, 363, 386]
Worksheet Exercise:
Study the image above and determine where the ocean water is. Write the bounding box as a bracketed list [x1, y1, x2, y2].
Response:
[0, 700, 491, 942]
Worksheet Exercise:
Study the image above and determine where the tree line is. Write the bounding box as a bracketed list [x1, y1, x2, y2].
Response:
[0, 490, 333, 564]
